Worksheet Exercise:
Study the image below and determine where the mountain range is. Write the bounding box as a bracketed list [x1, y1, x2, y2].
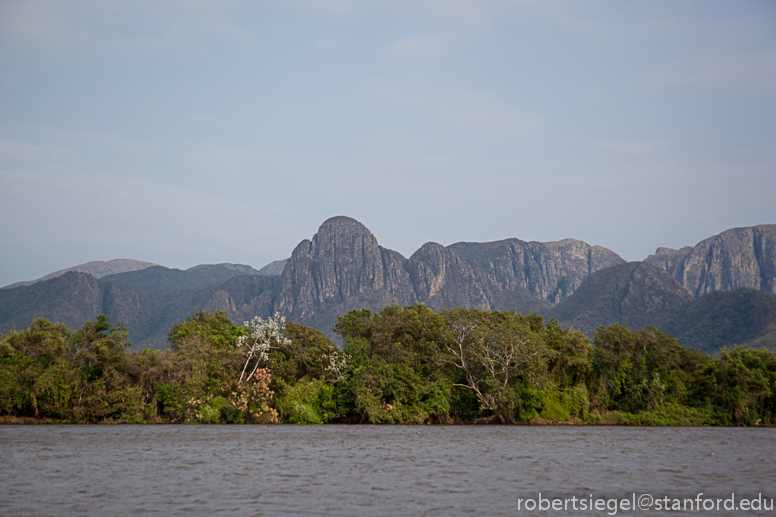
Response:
[2, 217, 775, 353]
[0, 259, 159, 290]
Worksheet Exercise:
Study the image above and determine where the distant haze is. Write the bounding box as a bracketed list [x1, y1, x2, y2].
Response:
[1, 1, 774, 287]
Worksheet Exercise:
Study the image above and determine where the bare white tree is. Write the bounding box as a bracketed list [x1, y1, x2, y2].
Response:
[238, 313, 291, 383]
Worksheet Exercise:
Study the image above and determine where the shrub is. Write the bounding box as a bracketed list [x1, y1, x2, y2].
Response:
[196, 403, 221, 424]
[277, 379, 336, 424]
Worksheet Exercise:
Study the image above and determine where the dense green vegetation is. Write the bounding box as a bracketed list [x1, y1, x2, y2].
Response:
[2, 305, 775, 425]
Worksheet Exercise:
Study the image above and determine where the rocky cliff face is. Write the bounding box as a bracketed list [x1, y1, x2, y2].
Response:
[448, 238, 625, 303]
[406, 242, 490, 311]
[646, 225, 776, 297]
[379, 247, 417, 305]
[274, 217, 416, 322]
[273, 217, 622, 329]
[100, 281, 152, 334]
[644, 246, 693, 276]
[0, 217, 632, 343]
[201, 276, 281, 327]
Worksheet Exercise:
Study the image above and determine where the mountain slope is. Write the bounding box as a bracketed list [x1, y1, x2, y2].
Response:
[548, 263, 776, 354]
[666, 288, 776, 353]
[0, 272, 105, 331]
[549, 262, 694, 331]
[2, 259, 158, 290]
[272, 216, 624, 337]
[257, 259, 288, 276]
[0, 270, 282, 348]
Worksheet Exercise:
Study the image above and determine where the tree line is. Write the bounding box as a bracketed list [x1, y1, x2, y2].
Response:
[1, 305, 774, 425]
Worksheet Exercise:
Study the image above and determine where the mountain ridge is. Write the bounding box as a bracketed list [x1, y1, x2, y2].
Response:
[2, 259, 159, 290]
[2, 217, 775, 352]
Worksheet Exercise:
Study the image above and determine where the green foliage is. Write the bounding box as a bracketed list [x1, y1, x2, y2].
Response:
[168, 311, 245, 351]
[440, 309, 591, 420]
[0, 318, 72, 416]
[69, 314, 130, 382]
[196, 395, 229, 424]
[276, 379, 335, 424]
[334, 308, 373, 342]
[589, 325, 710, 413]
[568, 384, 590, 418]
[154, 381, 198, 422]
[539, 389, 570, 421]
[536, 385, 589, 421]
[2, 307, 775, 426]
[335, 304, 453, 423]
[268, 322, 338, 385]
[544, 319, 593, 387]
[689, 346, 776, 425]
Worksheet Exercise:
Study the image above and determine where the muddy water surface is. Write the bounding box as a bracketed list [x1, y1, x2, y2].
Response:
[1, 425, 774, 515]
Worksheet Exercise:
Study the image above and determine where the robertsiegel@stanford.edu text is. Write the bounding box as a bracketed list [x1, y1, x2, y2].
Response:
[516, 493, 774, 514]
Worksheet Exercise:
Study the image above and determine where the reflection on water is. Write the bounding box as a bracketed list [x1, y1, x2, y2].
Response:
[1, 426, 774, 516]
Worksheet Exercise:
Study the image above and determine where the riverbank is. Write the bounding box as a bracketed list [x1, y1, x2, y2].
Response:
[2, 413, 770, 426]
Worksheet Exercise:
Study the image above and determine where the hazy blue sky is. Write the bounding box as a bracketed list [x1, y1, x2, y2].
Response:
[1, 0, 775, 286]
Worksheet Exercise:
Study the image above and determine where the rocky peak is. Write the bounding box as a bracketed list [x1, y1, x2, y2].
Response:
[312, 216, 386, 298]
[647, 225, 776, 297]
[275, 216, 396, 320]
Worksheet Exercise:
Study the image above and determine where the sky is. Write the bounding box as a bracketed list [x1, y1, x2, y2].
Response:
[1, 0, 775, 287]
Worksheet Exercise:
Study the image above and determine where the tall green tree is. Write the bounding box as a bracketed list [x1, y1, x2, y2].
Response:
[440, 309, 551, 419]
[334, 304, 452, 423]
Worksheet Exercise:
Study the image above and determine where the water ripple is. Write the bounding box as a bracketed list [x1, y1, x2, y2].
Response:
[0, 426, 774, 516]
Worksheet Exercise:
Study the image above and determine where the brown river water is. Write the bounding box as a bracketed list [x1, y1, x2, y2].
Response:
[1, 425, 774, 516]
